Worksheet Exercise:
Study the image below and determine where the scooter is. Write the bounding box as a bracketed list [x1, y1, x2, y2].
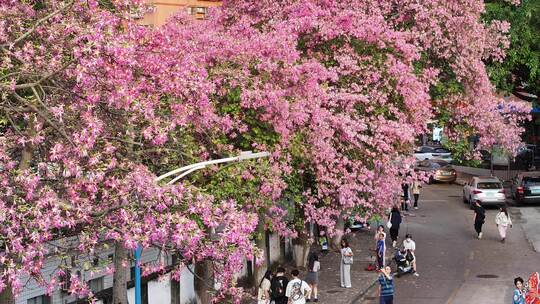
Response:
[393, 248, 415, 278]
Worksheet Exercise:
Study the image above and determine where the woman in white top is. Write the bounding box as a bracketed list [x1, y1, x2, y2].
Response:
[495, 206, 512, 243]
[340, 239, 353, 288]
[305, 253, 321, 302]
[257, 270, 273, 304]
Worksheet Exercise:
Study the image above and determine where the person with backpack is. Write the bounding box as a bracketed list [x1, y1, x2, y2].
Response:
[305, 253, 320, 302]
[495, 205, 512, 243]
[285, 269, 311, 304]
[473, 200, 486, 239]
[271, 267, 289, 304]
[257, 270, 273, 304]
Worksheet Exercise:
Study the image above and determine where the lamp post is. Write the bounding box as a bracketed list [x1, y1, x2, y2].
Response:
[133, 151, 270, 304]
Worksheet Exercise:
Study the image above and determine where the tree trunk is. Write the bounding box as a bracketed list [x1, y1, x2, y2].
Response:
[252, 217, 268, 288]
[112, 243, 129, 304]
[330, 216, 345, 251]
[0, 117, 38, 303]
[0, 283, 15, 304]
[194, 260, 214, 304]
[292, 223, 312, 268]
[170, 255, 180, 304]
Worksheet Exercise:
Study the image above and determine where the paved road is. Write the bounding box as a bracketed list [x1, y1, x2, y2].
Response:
[362, 183, 540, 304]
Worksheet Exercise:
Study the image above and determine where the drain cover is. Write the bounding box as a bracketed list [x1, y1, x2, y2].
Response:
[448, 195, 461, 198]
[477, 274, 499, 278]
[326, 290, 341, 294]
[364, 296, 376, 300]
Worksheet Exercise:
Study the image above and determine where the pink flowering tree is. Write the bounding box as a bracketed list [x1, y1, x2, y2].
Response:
[0, 1, 261, 303]
[0, 0, 531, 303]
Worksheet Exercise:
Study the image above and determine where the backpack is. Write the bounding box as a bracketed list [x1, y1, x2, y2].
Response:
[289, 280, 305, 301]
[271, 276, 288, 299]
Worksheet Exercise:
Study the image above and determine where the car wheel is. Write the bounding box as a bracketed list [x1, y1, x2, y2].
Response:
[469, 197, 474, 209]
[463, 196, 468, 204]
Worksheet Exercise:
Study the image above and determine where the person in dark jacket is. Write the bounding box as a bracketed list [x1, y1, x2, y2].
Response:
[473, 200, 486, 239]
[270, 267, 289, 304]
[388, 206, 402, 248]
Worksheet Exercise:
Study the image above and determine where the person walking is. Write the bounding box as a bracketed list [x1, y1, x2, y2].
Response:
[340, 239, 353, 288]
[286, 269, 312, 304]
[496, 206, 512, 243]
[257, 270, 273, 304]
[270, 267, 289, 304]
[305, 253, 320, 302]
[401, 183, 410, 211]
[473, 200, 486, 239]
[388, 206, 402, 248]
[376, 232, 386, 270]
[513, 277, 526, 304]
[378, 265, 395, 304]
[412, 181, 421, 210]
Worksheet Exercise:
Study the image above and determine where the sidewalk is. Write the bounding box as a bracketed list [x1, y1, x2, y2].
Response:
[309, 227, 379, 304]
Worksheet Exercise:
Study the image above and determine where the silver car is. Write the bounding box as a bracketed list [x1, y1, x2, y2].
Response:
[463, 176, 506, 208]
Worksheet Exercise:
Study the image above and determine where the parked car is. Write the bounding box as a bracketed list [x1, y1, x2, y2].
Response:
[462, 176, 506, 208]
[510, 171, 540, 205]
[414, 146, 452, 162]
[415, 159, 457, 183]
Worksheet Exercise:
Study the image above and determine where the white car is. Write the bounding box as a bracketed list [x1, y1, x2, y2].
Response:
[414, 146, 452, 162]
[462, 176, 506, 208]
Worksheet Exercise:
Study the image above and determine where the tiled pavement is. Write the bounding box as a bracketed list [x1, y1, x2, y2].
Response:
[302, 227, 380, 304]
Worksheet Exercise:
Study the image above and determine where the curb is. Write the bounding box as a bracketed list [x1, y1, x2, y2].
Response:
[349, 278, 378, 304]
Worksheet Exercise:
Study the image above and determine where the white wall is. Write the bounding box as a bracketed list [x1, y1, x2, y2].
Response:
[179, 265, 196, 304]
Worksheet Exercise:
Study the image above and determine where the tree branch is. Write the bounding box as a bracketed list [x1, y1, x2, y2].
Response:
[1, 1, 76, 48]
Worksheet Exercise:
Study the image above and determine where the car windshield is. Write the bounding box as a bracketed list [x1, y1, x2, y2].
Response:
[477, 182, 502, 189]
[523, 176, 540, 186]
[434, 148, 450, 153]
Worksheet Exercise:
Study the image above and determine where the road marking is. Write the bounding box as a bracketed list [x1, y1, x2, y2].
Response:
[446, 285, 460, 304]
[469, 251, 474, 260]
[419, 199, 449, 202]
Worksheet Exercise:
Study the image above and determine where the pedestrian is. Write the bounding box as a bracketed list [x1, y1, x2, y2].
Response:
[305, 253, 320, 302]
[401, 183, 410, 211]
[257, 270, 273, 304]
[374, 225, 385, 241]
[378, 265, 395, 304]
[340, 239, 353, 288]
[473, 200, 486, 239]
[388, 206, 402, 248]
[285, 269, 311, 304]
[270, 267, 289, 304]
[412, 181, 421, 210]
[513, 277, 526, 304]
[402, 234, 419, 276]
[495, 206, 512, 243]
[376, 232, 386, 270]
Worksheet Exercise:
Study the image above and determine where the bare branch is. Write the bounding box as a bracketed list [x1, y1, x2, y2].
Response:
[11, 92, 74, 146]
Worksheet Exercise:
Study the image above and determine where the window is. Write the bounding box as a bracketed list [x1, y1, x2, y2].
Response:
[187, 6, 208, 18]
[523, 176, 540, 186]
[421, 146, 434, 153]
[27, 295, 50, 304]
[88, 277, 104, 293]
[477, 182, 502, 189]
[434, 148, 450, 153]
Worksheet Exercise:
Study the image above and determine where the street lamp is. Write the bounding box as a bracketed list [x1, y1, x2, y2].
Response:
[133, 150, 270, 304]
